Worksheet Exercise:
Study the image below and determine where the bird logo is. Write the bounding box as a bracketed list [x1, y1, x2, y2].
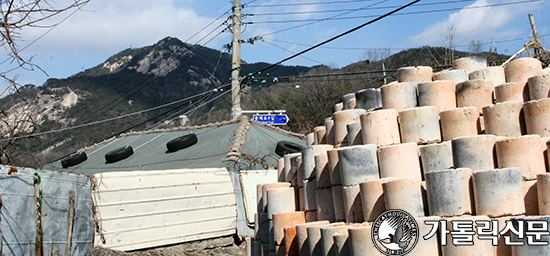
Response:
[372, 210, 419, 255]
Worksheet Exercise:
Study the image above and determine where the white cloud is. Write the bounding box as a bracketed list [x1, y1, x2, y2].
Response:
[19, 0, 222, 57]
[290, 0, 320, 19]
[410, 0, 542, 46]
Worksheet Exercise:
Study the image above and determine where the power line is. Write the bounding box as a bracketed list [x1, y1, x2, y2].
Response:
[246, 0, 475, 16]
[0, 83, 231, 142]
[271, 38, 405, 51]
[268, 33, 549, 52]
[256, 64, 452, 81]
[246, 0, 421, 78]
[147, 100, 204, 130]
[39, 25, 229, 149]
[0, 0, 92, 67]
[243, 0, 261, 6]
[60, 8, 232, 128]
[34, 8, 234, 153]
[147, 88, 232, 131]
[0, 1, 91, 98]
[70, 21, 229, 127]
[247, 0, 542, 24]
[257, 0, 390, 37]
[118, 88, 232, 136]
[260, 40, 324, 65]
[186, 10, 232, 43]
[110, 94, 212, 137]
[246, 0, 379, 8]
[189, 48, 226, 119]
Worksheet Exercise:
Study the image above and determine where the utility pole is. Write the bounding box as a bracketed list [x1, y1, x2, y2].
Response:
[529, 14, 541, 58]
[382, 63, 387, 86]
[231, 0, 242, 120]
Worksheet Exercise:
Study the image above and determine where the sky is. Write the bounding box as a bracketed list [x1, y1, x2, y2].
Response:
[1, 0, 548, 96]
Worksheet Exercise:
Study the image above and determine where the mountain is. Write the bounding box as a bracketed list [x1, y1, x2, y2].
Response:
[341, 46, 510, 73]
[0, 36, 312, 167]
[0, 37, 511, 168]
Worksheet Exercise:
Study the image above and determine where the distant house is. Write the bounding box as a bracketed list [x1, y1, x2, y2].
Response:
[45, 116, 306, 251]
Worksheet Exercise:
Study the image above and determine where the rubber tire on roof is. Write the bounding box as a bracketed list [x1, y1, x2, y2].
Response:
[275, 141, 304, 157]
[105, 145, 134, 163]
[61, 151, 88, 168]
[166, 133, 198, 153]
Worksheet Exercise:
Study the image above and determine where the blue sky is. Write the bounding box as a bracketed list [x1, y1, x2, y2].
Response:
[1, 0, 548, 96]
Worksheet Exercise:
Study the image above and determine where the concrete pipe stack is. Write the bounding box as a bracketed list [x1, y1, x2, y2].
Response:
[250, 57, 550, 256]
[301, 145, 334, 222]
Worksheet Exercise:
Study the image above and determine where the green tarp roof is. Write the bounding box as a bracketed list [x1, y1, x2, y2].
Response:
[45, 119, 306, 174]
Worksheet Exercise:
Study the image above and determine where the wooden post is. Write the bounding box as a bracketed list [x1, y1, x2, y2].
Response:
[65, 190, 75, 256]
[529, 14, 541, 58]
[34, 176, 43, 256]
[501, 42, 533, 67]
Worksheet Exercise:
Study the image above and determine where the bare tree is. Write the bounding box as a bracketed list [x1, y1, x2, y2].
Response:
[0, 0, 90, 165]
[362, 48, 391, 62]
[440, 23, 458, 65]
[0, 104, 37, 165]
[0, 0, 91, 96]
[468, 39, 484, 55]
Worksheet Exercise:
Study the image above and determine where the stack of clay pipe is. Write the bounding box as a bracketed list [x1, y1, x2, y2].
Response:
[250, 57, 550, 256]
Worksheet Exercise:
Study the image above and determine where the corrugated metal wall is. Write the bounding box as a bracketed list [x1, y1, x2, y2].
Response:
[93, 168, 237, 251]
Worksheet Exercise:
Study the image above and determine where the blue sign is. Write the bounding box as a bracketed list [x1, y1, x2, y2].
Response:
[253, 114, 289, 125]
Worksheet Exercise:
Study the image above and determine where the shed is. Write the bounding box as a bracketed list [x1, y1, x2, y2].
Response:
[44, 116, 305, 251]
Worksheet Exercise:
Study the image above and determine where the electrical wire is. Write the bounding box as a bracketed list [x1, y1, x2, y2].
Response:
[246, 0, 380, 8]
[115, 88, 232, 136]
[37, 25, 230, 150]
[257, 0, 390, 37]
[0, 0, 92, 67]
[147, 88, 232, 131]
[246, 0, 475, 16]
[74, 23, 229, 126]
[243, 0, 261, 6]
[271, 38, 405, 51]
[189, 48, 226, 119]
[0, 83, 231, 142]
[268, 33, 549, 53]
[247, 0, 542, 24]
[12, 7, 233, 153]
[59, 9, 232, 129]
[260, 40, 324, 65]
[147, 100, 204, 130]
[246, 0, 421, 78]
[185, 10, 232, 43]
[0, 1, 92, 98]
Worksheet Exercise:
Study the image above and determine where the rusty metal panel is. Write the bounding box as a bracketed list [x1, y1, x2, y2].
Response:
[239, 170, 278, 224]
[93, 168, 237, 251]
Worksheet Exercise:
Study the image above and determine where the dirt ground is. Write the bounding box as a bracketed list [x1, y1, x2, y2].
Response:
[87, 236, 246, 256]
